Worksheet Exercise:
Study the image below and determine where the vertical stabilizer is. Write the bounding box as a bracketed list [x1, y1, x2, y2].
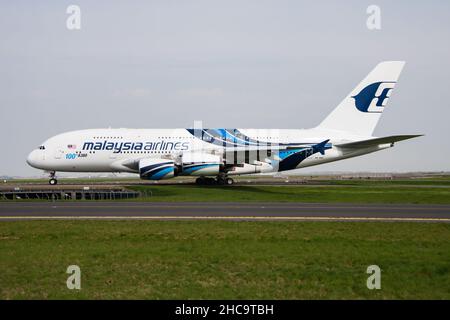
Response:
[317, 61, 405, 136]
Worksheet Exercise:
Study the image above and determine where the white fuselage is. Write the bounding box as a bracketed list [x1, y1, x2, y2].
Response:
[26, 127, 388, 175]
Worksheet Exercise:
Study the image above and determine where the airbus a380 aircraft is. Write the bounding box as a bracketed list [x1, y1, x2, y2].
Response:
[27, 61, 421, 185]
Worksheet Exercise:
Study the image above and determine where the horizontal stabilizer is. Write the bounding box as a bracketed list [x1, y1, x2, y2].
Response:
[335, 135, 423, 149]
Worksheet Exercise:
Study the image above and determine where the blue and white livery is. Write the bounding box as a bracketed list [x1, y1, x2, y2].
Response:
[27, 61, 421, 185]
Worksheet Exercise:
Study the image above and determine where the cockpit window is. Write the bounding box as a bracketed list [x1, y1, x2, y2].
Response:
[39, 146, 45, 150]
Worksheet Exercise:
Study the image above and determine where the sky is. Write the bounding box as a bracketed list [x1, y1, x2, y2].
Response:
[1, 0, 449, 176]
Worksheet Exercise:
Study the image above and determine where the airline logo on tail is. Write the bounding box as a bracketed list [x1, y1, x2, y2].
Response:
[352, 81, 396, 113]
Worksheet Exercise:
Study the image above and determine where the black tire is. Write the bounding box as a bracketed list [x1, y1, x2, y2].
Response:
[49, 178, 57, 185]
[195, 177, 205, 185]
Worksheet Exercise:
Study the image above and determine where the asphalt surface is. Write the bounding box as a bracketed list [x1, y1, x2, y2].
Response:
[0, 202, 449, 222]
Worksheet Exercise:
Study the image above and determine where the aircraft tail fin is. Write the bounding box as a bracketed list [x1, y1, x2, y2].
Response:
[317, 61, 405, 136]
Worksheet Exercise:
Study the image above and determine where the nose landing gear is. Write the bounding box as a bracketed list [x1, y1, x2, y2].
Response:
[48, 171, 58, 185]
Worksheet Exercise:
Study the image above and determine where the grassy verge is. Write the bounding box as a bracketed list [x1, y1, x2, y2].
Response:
[6, 176, 450, 186]
[0, 220, 449, 299]
[316, 179, 450, 186]
[129, 185, 450, 204]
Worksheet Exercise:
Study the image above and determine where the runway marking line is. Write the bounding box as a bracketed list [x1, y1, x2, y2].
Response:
[0, 216, 449, 222]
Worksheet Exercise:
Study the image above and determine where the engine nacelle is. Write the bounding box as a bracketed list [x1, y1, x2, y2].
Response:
[139, 158, 176, 180]
[181, 152, 221, 176]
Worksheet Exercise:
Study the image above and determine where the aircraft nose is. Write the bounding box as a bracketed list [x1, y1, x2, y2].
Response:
[26, 150, 40, 168]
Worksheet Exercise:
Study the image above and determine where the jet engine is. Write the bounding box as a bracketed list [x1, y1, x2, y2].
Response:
[180, 152, 221, 176]
[139, 158, 176, 180]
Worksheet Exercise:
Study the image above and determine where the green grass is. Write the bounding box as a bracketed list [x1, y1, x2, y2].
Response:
[4, 176, 450, 204]
[3, 178, 450, 204]
[130, 185, 450, 204]
[0, 221, 449, 299]
[317, 179, 450, 186]
[7, 176, 450, 186]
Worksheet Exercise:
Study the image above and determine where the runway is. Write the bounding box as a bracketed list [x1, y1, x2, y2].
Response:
[0, 202, 449, 222]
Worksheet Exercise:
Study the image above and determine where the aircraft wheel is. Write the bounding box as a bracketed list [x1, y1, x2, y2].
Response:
[195, 177, 205, 185]
[225, 178, 234, 185]
[49, 178, 58, 185]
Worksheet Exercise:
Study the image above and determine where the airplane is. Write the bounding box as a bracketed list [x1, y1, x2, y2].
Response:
[26, 61, 421, 185]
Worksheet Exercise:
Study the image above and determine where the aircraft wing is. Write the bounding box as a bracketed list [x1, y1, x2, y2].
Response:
[222, 140, 331, 163]
[335, 135, 423, 149]
[111, 140, 332, 171]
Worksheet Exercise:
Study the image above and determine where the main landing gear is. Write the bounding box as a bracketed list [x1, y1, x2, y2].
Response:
[195, 176, 234, 186]
[48, 171, 58, 185]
